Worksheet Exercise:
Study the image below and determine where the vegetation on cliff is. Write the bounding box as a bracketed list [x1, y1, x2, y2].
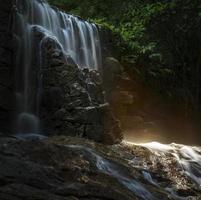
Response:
[48, 0, 201, 107]
[48, 0, 201, 142]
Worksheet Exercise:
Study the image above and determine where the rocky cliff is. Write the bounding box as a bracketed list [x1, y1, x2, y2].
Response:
[0, 0, 15, 134]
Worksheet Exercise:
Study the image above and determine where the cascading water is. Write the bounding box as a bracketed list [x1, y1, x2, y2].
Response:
[65, 143, 201, 199]
[14, 0, 102, 134]
[125, 141, 201, 199]
[139, 142, 201, 188]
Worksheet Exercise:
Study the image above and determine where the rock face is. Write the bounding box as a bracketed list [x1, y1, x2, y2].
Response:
[38, 36, 122, 144]
[0, 135, 200, 200]
[0, 0, 15, 134]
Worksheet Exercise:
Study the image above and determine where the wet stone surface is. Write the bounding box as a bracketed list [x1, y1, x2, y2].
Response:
[0, 135, 200, 200]
[39, 37, 122, 144]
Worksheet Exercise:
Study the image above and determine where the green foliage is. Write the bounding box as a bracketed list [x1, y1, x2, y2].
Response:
[147, 0, 201, 112]
[47, 0, 201, 115]
[48, 0, 167, 55]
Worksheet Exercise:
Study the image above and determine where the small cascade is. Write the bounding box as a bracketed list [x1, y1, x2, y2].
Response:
[123, 141, 201, 199]
[14, 0, 102, 134]
[139, 142, 201, 187]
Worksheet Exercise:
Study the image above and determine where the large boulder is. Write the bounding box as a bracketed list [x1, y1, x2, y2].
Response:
[38, 36, 122, 144]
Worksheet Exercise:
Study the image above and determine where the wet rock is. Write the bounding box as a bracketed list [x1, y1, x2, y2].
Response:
[87, 82, 104, 104]
[39, 38, 122, 144]
[0, 135, 199, 200]
[0, 136, 134, 200]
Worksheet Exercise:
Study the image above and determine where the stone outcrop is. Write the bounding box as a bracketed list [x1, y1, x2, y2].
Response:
[38, 36, 122, 144]
[0, 0, 15, 134]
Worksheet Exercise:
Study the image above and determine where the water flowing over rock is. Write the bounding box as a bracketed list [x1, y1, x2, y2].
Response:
[0, 0, 124, 143]
[14, 0, 100, 129]
[0, 1, 201, 200]
[0, 135, 200, 200]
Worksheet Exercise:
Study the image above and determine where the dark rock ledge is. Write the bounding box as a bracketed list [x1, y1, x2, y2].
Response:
[0, 135, 200, 200]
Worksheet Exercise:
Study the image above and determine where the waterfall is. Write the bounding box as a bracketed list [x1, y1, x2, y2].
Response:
[14, 0, 102, 134]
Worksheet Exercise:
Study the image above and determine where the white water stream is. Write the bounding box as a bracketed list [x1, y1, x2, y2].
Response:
[139, 142, 201, 188]
[66, 143, 201, 200]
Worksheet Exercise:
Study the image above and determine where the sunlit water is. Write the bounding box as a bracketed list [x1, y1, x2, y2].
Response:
[125, 141, 201, 197]
[65, 143, 201, 199]
[138, 141, 201, 187]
